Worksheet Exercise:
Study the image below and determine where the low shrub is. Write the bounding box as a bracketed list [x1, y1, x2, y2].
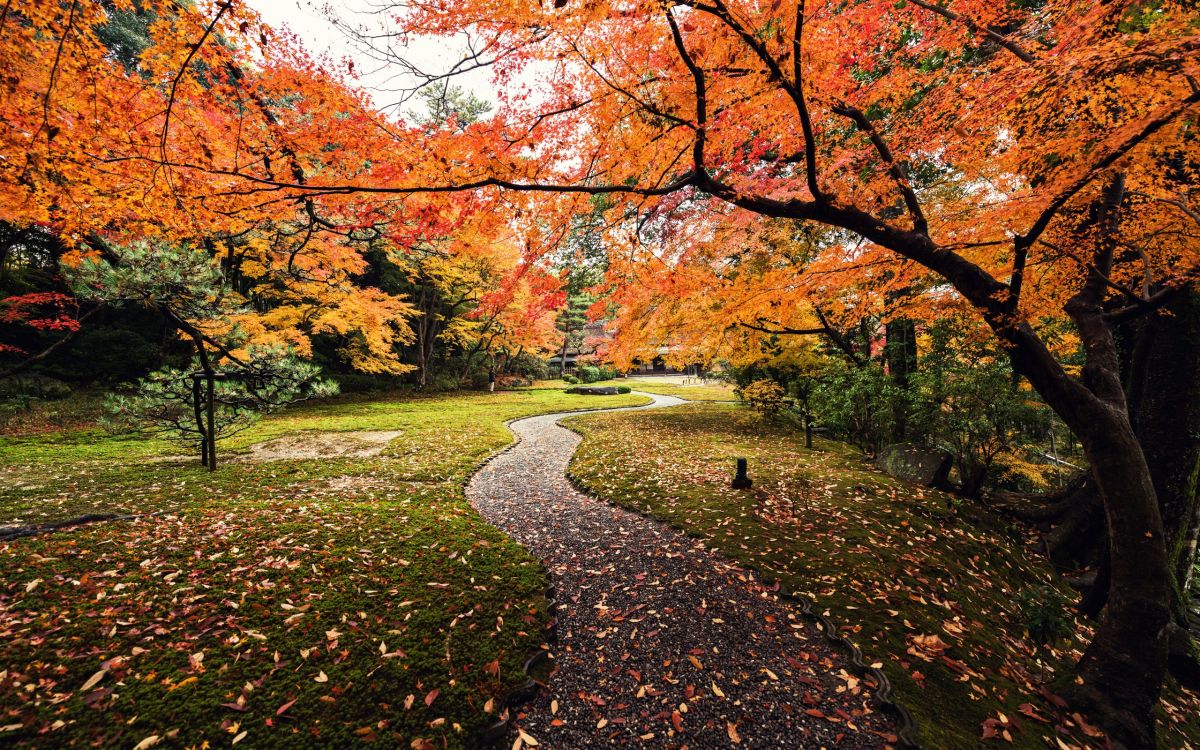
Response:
[577, 364, 619, 383]
[616, 385, 631, 394]
[0, 375, 72, 400]
[563, 374, 580, 384]
[737, 378, 785, 417]
[1018, 585, 1074, 652]
[506, 352, 549, 381]
[334, 372, 405, 393]
[578, 365, 602, 383]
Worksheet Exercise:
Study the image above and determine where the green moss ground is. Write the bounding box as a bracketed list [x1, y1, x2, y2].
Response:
[0, 389, 649, 748]
[565, 403, 1200, 750]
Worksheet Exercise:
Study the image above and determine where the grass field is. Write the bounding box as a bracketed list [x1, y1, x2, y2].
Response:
[525, 376, 738, 402]
[0, 389, 648, 749]
[565, 402, 1200, 750]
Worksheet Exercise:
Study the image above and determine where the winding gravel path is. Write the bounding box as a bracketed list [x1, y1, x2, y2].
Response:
[467, 393, 893, 748]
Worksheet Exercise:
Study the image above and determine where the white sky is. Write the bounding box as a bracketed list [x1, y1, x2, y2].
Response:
[246, 0, 496, 116]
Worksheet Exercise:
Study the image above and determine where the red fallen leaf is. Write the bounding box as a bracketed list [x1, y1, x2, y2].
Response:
[276, 700, 297, 716]
[628, 669, 642, 682]
[1017, 703, 1049, 723]
[941, 655, 970, 674]
[424, 689, 439, 707]
[1071, 713, 1104, 738]
[982, 719, 999, 740]
[671, 710, 683, 732]
[83, 688, 113, 707]
[221, 701, 248, 712]
[804, 709, 825, 718]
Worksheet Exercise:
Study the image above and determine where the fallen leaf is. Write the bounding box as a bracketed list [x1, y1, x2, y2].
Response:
[80, 669, 107, 692]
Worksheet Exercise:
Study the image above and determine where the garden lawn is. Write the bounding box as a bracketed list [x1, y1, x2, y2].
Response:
[597, 378, 736, 402]
[523, 377, 737, 402]
[0, 389, 648, 749]
[565, 403, 1200, 750]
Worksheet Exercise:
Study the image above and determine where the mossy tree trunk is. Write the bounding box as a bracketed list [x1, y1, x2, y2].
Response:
[1126, 288, 1200, 688]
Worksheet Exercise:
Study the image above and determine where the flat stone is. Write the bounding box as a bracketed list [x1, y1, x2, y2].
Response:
[566, 386, 620, 395]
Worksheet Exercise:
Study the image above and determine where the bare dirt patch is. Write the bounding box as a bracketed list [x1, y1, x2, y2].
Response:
[240, 430, 403, 462]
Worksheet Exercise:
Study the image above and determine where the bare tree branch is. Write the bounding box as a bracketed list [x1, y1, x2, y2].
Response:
[907, 0, 1035, 63]
[666, 9, 708, 171]
[831, 103, 928, 234]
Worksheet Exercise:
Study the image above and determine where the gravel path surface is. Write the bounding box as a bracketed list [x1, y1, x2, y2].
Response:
[467, 394, 894, 749]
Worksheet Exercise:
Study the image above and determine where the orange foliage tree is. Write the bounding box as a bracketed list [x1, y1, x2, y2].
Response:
[0, 0, 563, 382]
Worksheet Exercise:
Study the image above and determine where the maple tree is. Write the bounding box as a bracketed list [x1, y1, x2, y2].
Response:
[0, 0, 562, 398]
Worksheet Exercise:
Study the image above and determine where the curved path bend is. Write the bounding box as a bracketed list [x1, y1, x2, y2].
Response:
[468, 393, 891, 748]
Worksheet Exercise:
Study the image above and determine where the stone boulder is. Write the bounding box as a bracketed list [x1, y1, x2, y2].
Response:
[567, 386, 620, 395]
[876, 443, 952, 487]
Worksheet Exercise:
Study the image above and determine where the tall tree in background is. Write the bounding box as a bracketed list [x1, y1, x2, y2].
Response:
[549, 198, 611, 376]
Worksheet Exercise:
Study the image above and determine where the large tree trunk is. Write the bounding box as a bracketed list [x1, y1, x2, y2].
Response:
[1012, 341, 1170, 748]
[1135, 289, 1200, 600]
[1067, 412, 1171, 748]
[1010, 287, 1200, 692]
[1003, 175, 1170, 748]
[1129, 288, 1200, 689]
[884, 316, 917, 440]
